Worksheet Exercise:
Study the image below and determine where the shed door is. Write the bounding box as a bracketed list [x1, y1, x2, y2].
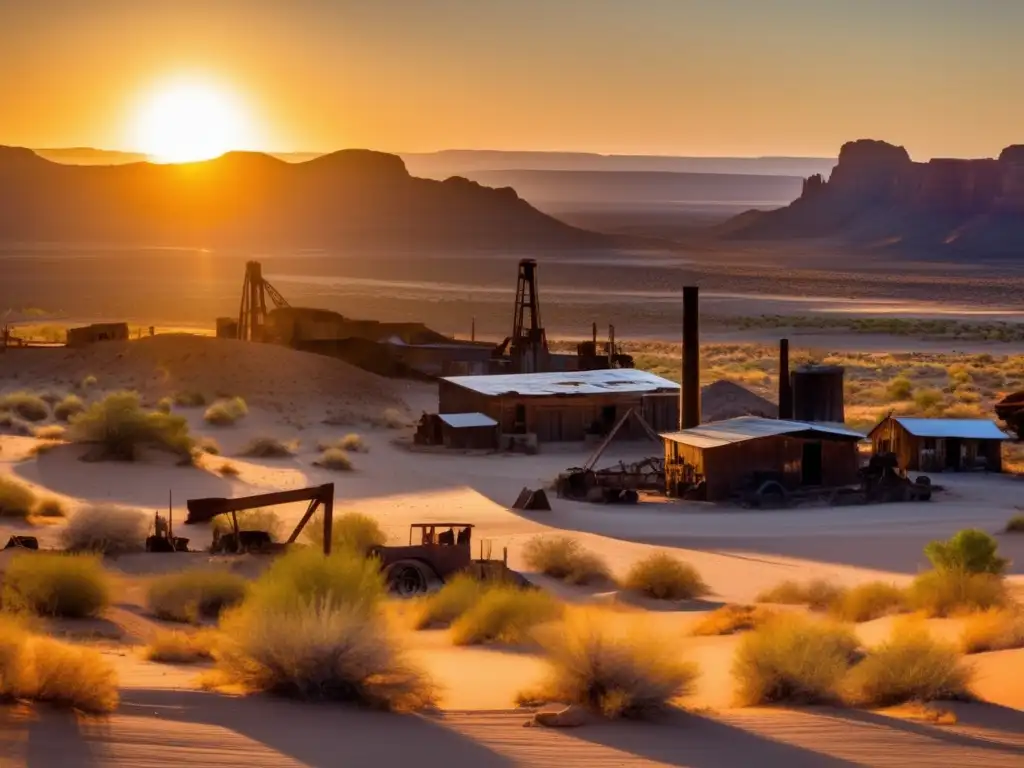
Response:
[801, 442, 823, 485]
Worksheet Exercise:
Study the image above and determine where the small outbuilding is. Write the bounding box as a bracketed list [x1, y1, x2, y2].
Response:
[66, 322, 129, 347]
[661, 416, 864, 501]
[414, 412, 499, 450]
[868, 417, 1007, 473]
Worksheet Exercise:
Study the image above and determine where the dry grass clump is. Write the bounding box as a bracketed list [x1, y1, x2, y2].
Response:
[691, 604, 774, 636]
[0, 475, 37, 519]
[314, 447, 354, 471]
[61, 503, 149, 555]
[32, 424, 66, 441]
[885, 376, 913, 401]
[843, 624, 972, 708]
[32, 496, 67, 519]
[204, 396, 249, 426]
[156, 396, 173, 414]
[959, 608, 1024, 654]
[0, 614, 33, 700]
[756, 579, 846, 611]
[623, 552, 709, 601]
[173, 390, 206, 407]
[145, 629, 221, 664]
[53, 394, 85, 422]
[77, 374, 98, 390]
[211, 508, 282, 540]
[415, 574, 489, 629]
[450, 586, 562, 646]
[520, 611, 698, 718]
[828, 582, 908, 623]
[1004, 513, 1024, 533]
[522, 536, 613, 586]
[0, 391, 50, 422]
[732, 613, 860, 706]
[0, 412, 33, 435]
[146, 570, 249, 623]
[303, 511, 386, 555]
[196, 436, 221, 455]
[68, 390, 194, 460]
[218, 461, 240, 477]
[908, 570, 1008, 617]
[239, 435, 296, 458]
[1, 553, 111, 618]
[318, 433, 369, 453]
[381, 407, 407, 429]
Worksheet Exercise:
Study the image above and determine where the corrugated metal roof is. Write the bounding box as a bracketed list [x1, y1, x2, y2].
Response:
[438, 412, 498, 428]
[661, 416, 865, 449]
[442, 369, 680, 397]
[893, 418, 1008, 440]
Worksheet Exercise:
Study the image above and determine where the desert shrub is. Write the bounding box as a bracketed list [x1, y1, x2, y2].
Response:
[19, 636, 119, 713]
[828, 582, 908, 623]
[239, 436, 295, 458]
[314, 447, 353, 471]
[244, 547, 386, 618]
[32, 424, 65, 440]
[943, 402, 986, 419]
[211, 508, 282, 540]
[521, 611, 698, 718]
[691, 604, 774, 636]
[156, 396, 173, 414]
[623, 552, 709, 601]
[77, 374, 98, 390]
[61, 503, 148, 555]
[218, 461, 240, 477]
[68, 391, 193, 460]
[381, 407, 406, 429]
[0, 614, 33, 699]
[415, 574, 488, 629]
[0, 413, 32, 435]
[196, 436, 221, 455]
[318, 433, 369, 453]
[522, 536, 613, 586]
[756, 579, 846, 611]
[146, 570, 249, 623]
[173, 390, 206, 407]
[0, 391, 50, 422]
[145, 629, 221, 663]
[450, 586, 562, 646]
[38, 391, 63, 406]
[732, 613, 859, 706]
[204, 396, 248, 426]
[843, 624, 972, 707]
[907, 569, 1007, 617]
[1006, 514, 1024, 533]
[215, 598, 435, 710]
[1, 553, 111, 618]
[33, 496, 67, 518]
[924, 529, 1007, 575]
[913, 388, 945, 411]
[959, 609, 1024, 654]
[302, 511, 386, 555]
[53, 394, 85, 422]
[0, 475, 37, 519]
[886, 377, 913, 401]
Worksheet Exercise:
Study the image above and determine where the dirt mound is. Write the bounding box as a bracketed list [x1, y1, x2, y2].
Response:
[702, 380, 778, 422]
[0, 334, 408, 422]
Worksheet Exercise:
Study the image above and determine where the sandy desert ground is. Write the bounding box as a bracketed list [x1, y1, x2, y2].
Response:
[1, 335, 1023, 767]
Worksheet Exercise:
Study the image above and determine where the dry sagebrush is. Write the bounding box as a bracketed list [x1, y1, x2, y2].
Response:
[623, 552, 709, 601]
[522, 536, 612, 586]
[414, 574, 489, 629]
[0, 475, 37, 520]
[755, 579, 847, 611]
[691, 604, 775, 637]
[146, 570, 249, 623]
[314, 447, 354, 471]
[145, 629, 221, 664]
[1, 553, 111, 618]
[62, 504, 149, 555]
[68, 390, 193, 460]
[827, 582, 908, 623]
[239, 436, 296, 458]
[53, 394, 85, 422]
[0, 391, 50, 422]
[204, 397, 249, 426]
[959, 608, 1024, 654]
[450, 586, 562, 646]
[302, 511, 386, 556]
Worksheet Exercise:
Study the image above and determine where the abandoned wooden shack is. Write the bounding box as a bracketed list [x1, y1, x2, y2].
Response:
[66, 322, 129, 347]
[661, 416, 864, 501]
[414, 412, 499, 450]
[868, 417, 1007, 472]
[439, 369, 679, 443]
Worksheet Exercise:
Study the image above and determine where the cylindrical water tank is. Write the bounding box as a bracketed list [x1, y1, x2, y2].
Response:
[792, 365, 845, 423]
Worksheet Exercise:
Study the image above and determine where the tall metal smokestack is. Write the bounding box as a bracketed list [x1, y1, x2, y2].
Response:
[681, 286, 700, 429]
[778, 338, 793, 420]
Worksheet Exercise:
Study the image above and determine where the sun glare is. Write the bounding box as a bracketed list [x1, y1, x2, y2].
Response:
[131, 79, 255, 163]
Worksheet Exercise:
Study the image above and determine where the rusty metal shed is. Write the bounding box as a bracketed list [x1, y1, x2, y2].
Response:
[415, 412, 499, 450]
[868, 417, 1007, 473]
[661, 417, 864, 501]
[439, 369, 679, 442]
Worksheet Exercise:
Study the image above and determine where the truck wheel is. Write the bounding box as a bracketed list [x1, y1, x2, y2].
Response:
[385, 561, 429, 597]
[622, 490, 639, 504]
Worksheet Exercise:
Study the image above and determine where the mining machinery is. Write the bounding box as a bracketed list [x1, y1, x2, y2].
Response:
[237, 260, 290, 341]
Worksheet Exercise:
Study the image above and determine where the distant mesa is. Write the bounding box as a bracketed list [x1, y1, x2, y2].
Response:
[0, 147, 611, 250]
[721, 139, 1024, 256]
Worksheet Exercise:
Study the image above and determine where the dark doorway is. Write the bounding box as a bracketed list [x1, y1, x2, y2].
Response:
[601, 405, 617, 434]
[801, 442, 823, 485]
[945, 438, 962, 470]
[513, 404, 527, 433]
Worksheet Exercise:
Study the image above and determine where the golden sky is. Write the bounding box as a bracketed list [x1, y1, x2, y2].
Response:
[3, 0, 1023, 159]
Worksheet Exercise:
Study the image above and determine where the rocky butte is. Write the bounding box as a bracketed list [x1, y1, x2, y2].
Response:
[723, 139, 1024, 257]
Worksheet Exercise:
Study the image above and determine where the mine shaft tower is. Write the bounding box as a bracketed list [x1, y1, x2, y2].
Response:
[237, 261, 290, 342]
[509, 258, 549, 373]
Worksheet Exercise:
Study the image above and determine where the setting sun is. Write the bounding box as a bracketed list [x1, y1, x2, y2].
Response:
[130, 79, 256, 163]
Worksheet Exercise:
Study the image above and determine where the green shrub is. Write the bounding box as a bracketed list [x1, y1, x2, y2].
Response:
[924, 529, 1007, 575]
[145, 628, 220, 664]
[0, 475, 37, 519]
[173, 390, 206, 407]
[522, 536, 613, 586]
[204, 397, 248, 426]
[450, 586, 561, 646]
[1, 553, 111, 618]
[755, 579, 846, 611]
[68, 390, 193, 460]
[146, 570, 249, 623]
[886, 377, 913, 401]
[623, 552, 709, 601]
[521, 611, 698, 718]
[314, 448, 353, 471]
[691, 605, 774, 636]
[843, 624, 972, 707]
[53, 394, 85, 422]
[959, 609, 1024, 654]
[828, 582, 908, 623]
[239, 436, 295, 458]
[907, 569, 1007, 617]
[302, 511, 386, 555]
[415, 574, 489, 629]
[1006, 514, 1024, 533]
[0, 391, 50, 422]
[61, 503, 148, 555]
[732, 613, 859, 706]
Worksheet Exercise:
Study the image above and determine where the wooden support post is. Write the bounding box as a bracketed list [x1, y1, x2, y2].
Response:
[286, 499, 321, 545]
[322, 484, 334, 555]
